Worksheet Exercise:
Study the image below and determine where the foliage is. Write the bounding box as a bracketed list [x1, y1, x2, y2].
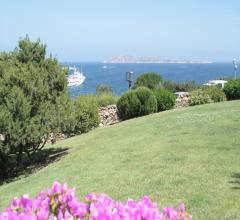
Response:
[95, 84, 118, 107]
[223, 79, 240, 100]
[117, 91, 140, 120]
[132, 72, 163, 90]
[117, 87, 157, 120]
[153, 89, 176, 111]
[163, 80, 199, 92]
[58, 97, 76, 136]
[97, 92, 118, 107]
[189, 89, 212, 106]
[0, 181, 191, 220]
[0, 36, 69, 176]
[202, 86, 226, 102]
[73, 95, 100, 134]
[96, 84, 113, 95]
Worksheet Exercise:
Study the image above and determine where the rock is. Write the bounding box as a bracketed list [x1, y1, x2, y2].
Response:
[0, 134, 4, 141]
[99, 104, 119, 127]
[175, 92, 189, 108]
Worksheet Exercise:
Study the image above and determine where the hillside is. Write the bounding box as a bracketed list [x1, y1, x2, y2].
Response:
[1, 101, 240, 219]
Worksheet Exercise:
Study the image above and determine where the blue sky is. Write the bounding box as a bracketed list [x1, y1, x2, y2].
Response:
[0, 0, 239, 61]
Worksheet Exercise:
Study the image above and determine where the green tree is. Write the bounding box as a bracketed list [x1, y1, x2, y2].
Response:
[132, 72, 163, 90]
[0, 36, 69, 176]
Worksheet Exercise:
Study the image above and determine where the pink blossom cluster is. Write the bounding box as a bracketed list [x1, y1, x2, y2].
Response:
[0, 181, 192, 220]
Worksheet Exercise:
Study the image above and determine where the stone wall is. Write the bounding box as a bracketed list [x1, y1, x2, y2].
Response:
[99, 105, 119, 127]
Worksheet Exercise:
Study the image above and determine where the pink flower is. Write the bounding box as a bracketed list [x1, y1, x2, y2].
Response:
[0, 181, 191, 220]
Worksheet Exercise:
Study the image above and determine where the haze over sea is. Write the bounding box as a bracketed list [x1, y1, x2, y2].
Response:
[64, 62, 235, 98]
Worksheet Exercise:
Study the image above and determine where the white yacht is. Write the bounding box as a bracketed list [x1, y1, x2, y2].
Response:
[68, 66, 86, 87]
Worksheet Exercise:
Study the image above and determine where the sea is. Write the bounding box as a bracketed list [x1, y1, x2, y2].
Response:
[62, 62, 236, 98]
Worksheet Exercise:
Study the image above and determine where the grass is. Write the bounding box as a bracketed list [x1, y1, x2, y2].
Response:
[1, 101, 240, 219]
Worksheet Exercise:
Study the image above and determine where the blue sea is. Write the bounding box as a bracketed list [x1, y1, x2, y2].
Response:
[62, 62, 236, 98]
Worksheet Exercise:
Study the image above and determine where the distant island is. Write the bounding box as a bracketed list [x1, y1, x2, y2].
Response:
[104, 55, 212, 64]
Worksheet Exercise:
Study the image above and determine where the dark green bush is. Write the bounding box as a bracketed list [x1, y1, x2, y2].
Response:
[163, 80, 200, 92]
[134, 87, 157, 116]
[189, 89, 212, 106]
[117, 87, 157, 120]
[153, 89, 176, 111]
[223, 79, 240, 100]
[117, 91, 140, 120]
[132, 72, 163, 90]
[73, 95, 100, 134]
[203, 86, 226, 102]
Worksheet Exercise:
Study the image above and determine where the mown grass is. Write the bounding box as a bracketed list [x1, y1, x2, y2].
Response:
[1, 101, 240, 219]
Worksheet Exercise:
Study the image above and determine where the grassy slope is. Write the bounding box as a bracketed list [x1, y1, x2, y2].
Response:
[1, 101, 240, 219]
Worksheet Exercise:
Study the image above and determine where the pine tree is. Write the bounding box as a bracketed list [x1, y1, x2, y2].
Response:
[0, 36, 70, 176]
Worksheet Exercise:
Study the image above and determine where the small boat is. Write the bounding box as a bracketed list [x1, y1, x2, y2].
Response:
[102, 65, 108, 69]
[68, 66, 86, 87]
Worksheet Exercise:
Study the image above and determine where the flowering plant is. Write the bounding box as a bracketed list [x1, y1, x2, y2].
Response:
[0, 181, 192, 220]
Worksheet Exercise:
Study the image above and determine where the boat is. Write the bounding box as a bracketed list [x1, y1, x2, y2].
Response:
[102, 65, 108, 69]
[67, 66, 86, 87]
[203, 80, 228, 88]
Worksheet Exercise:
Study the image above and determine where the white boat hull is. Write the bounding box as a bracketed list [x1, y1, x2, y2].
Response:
[68, 76, 85, 87]
[67, 66, 86, 87]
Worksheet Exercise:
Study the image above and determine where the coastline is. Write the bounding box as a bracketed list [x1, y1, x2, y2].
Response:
[104, 61, 213, 64]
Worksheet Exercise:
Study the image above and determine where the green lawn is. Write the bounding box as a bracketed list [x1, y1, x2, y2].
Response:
[1, 101, 240, 219]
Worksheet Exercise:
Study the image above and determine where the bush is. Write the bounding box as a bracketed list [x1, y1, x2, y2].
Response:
[95, 84, 118, 107]
[163, 80, 199, 92]
[0, 181, 191, 220]
[96, 84, 113, 95]
[133, 72, 163, 90]
[117, 91, 141, 120]
[189, 89, 212, 106]
[223, 79, 240, 100]
[202, 86, 226, 102]
[153, 89, 176, 111]
[73, 95, 100, 134]
[117, 87, 157, 120]
[97, 92, 118, 107]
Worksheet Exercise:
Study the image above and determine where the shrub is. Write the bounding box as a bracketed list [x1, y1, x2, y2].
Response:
[134, 87, 157, 115]
[97, 92, 118, 107]
[73, 95, 100, 134]
[223, 79, 240, 100]
[95, 84, 118, 107]
[163, 80, 199, 92]
[133, 72, 163, 90]
[117, 91, 141, 120]
[59, 98, 76, 136]
[153, 89, 176, 111]
[117, 87, 157, 120]
[0, 37, 69, 175]
[96, 84, 113, 95]
[189, 89, 212, 106]
[202, 86, 226, 102]
[0, 181, 192, 220]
